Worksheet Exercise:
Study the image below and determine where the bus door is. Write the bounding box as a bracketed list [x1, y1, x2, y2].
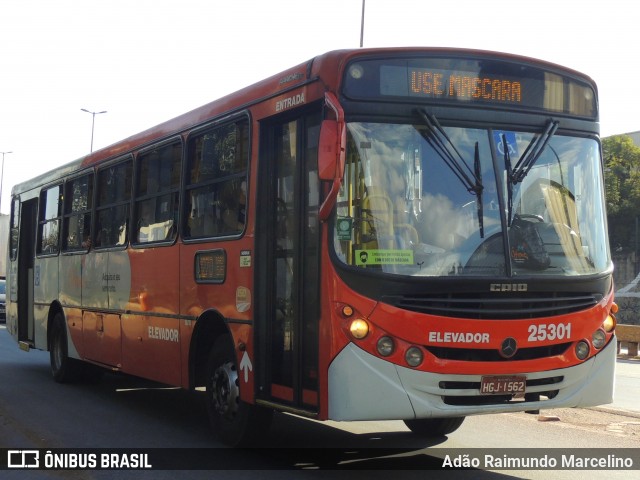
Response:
[257, 110, 321, 412]
[16, 198, 37, 344]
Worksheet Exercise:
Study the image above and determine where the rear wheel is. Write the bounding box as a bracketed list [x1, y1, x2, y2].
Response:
[49, 313, 83, 383]
[403, 417, 465, 437]
[205, 335, 272, 446]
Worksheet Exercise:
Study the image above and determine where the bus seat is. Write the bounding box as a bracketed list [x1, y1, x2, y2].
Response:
[394, 223, 419, 249]
[361, 191, 393, 249]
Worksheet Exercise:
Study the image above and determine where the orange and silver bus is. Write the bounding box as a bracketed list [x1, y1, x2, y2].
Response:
[6, 48, 617, 446]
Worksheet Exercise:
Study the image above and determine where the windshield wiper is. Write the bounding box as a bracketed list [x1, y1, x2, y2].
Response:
[511, 120, 559, 184]
[474, 142, 484, 237]
[416, 109, 484, 236]
[503, 133, 514, 226]
[504, 119, 558, 225]
[417, 110, 483, 196]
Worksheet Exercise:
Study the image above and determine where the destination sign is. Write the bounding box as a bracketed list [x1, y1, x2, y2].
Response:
[406, 68, 521, 104]
[342, 56, 597, 118]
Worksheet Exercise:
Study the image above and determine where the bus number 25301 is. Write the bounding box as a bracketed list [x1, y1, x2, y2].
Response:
[527, 323, 572, 342]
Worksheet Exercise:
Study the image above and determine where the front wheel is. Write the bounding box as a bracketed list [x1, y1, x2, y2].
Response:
[205, 335, 272, 446]
[403, 417, 465, 437]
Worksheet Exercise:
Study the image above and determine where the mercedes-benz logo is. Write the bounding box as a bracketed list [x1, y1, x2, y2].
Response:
[500, 337, 518, 358]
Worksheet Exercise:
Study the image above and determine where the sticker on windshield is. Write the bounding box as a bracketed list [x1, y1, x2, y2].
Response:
[494, 131, 518, 158]
[336, 217, 353, 241]
[355, 249, 414, 266]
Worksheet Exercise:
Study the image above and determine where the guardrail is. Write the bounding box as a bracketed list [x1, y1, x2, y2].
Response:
[617, 324, 640, 357]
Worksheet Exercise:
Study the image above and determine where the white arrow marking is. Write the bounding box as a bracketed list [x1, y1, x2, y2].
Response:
[239, 351, 252, 383]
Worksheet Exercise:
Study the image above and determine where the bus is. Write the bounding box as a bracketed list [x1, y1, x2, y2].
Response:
[6, 48, 617, 446]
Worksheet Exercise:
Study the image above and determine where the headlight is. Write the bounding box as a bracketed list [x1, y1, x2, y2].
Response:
[575, 341, 590, 360]
[376, 336, 395, 357]
[349, 319, 369, 339]
[592, 329, 606, 349]
[405, 346, 424, 367]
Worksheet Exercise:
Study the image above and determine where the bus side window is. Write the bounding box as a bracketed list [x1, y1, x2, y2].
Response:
[37, 185, 62, 255]
[63, 173, 93, 252]
[219, 179, 246, 233]
[134, 140, 181, 245]
[184, 118, 249, 239]
[9, 197, 20, 261]
[95, 159, 132, 248]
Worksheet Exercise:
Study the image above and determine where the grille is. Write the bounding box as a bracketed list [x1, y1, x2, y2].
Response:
[425, 342, 571, 362]
[382, 292, 599, 320]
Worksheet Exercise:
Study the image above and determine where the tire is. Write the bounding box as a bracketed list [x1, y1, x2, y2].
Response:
[49, 313, 83, 383]
[403, 417, 465, 437]
[205, 335, 272, 446]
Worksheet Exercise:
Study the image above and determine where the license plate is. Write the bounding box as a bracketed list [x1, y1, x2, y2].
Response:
[480, 375, 526, 396]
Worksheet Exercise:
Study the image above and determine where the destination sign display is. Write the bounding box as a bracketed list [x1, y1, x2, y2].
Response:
[404, 67, 522, 104]
[342, 56, 597, 118]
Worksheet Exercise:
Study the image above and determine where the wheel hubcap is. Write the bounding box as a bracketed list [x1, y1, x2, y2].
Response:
[211, 361, 239, 419]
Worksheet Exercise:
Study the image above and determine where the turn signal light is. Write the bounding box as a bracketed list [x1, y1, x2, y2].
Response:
[603, 314, 616, 332]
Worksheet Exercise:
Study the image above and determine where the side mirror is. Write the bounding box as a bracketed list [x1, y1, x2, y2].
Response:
[318, 120, 339, 181]
[318, 119, 345, 181]
[318, 93, 346, 221]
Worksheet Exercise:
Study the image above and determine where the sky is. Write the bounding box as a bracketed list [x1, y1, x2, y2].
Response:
[1, 0, 638, 215]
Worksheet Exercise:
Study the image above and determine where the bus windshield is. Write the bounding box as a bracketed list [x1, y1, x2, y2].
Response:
[333, 122, 609, 277]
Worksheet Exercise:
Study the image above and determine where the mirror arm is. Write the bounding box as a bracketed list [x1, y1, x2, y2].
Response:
[319, 177, 341, 220]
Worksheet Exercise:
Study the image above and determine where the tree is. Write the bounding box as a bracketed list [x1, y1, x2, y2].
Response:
[603, 135, 640, 250]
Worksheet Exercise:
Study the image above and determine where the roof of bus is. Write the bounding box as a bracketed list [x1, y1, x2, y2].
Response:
[11, 47, 597, 195]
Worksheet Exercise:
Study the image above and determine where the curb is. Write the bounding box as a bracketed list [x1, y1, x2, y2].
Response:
[616, 354, 640, 361]
[588, 406, 640, 419]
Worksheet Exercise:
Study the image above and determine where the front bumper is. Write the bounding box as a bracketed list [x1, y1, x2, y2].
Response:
[328, 338, 616, 421]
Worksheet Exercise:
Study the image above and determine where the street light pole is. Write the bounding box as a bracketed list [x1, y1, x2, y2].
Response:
[360, 0, 366, 48]
[0, 151, 12, 215]
[80, 108, 107, 153]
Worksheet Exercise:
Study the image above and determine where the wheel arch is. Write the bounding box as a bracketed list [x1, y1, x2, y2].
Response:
[189, 309, 231, 390]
